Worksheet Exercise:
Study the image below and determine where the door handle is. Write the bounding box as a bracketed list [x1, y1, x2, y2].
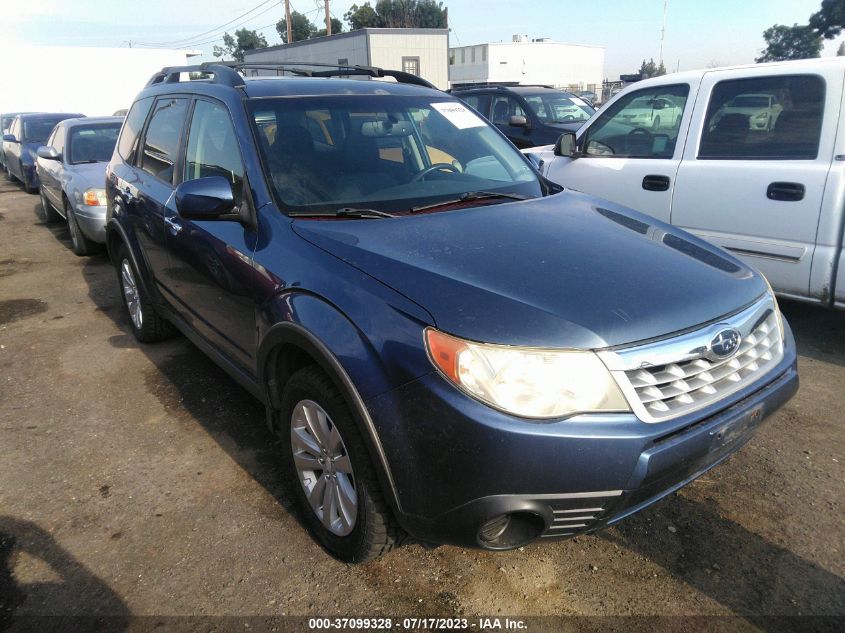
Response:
[642, 175, 670, 191]
[164, 216, 183, 236]
[766, 182, 804, 202]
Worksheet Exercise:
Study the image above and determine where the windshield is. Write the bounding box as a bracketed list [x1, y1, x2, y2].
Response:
[23, 118, 65, 144]
[68, 124, 121, 164]
[248, 95, 542, 214]
[523, 94, 595, 124]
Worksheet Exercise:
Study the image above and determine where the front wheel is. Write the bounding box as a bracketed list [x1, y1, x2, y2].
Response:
[278, 366, 404, 562]
[65, 199, 100, 256]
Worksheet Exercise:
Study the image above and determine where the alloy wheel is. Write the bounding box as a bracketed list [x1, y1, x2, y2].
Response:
[120, 259, 143, 330]
[290, 399, 358, 536]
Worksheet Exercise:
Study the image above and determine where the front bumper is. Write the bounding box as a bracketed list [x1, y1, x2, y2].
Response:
[365, 322, 798, 549]
[73, 204, 107, 243]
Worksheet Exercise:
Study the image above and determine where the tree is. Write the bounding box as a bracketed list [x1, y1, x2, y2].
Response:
[345, 2, 383, 29]
[637, 58, 666, 79]
[756, 23, 823, 62]
[213, 28, 268, 62]
[344, 0, 447, 30]
[314, 17, 344, 38]
[276, 10, 317, 43]
[809, 0, 845, 39]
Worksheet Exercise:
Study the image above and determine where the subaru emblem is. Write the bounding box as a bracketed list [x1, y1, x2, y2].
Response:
[709, 328, 742, 359]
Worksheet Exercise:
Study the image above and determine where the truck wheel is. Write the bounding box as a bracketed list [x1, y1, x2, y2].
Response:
[114, 243, 175, 343]
[278, 365, 403, 562]
[65, 199, 99, 256]
[39, 187, 62, 223]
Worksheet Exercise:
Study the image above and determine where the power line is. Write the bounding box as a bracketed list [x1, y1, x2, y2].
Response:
[137, 0, 279, 47]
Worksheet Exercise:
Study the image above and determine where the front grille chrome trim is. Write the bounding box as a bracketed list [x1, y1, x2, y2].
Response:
[598, 295, 783, 423]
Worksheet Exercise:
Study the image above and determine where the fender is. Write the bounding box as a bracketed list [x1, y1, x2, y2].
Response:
[105, 214, 160, 304]
[257, 316, 404, 515]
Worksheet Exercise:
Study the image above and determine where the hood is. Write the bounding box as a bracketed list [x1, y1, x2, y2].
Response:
[545, 120, 587, 133]
[68, 161, 109, 191]
[292, 191, 767, 349]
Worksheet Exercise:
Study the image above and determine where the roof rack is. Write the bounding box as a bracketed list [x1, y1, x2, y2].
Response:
[451, 83, 558, 91]
[145, 61, 436, 90]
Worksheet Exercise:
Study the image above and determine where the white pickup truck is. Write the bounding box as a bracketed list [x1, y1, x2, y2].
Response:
[526, 57, 845, 309]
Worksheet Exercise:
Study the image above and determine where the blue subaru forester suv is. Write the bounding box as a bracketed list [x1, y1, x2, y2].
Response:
[105, 63, 798, 562]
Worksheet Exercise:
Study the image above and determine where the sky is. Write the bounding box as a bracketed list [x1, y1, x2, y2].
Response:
[6, 0, 845, 79]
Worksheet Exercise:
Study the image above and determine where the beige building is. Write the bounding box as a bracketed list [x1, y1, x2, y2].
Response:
[243, 28, 449, 90]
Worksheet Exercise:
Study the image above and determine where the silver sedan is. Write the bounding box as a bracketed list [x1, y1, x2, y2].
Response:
[36, 116, 123, 255]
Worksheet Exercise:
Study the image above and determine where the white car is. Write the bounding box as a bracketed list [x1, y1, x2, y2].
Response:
[525, 57, 845, 309]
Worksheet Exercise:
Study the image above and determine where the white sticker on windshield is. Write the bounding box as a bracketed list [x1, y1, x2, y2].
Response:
[431, 102, 486, 129]
[570, 97, 589, 107]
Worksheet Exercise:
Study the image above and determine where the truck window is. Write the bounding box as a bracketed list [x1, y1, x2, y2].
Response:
[580, 84, 690, 158]
[698, 75, 824, 160]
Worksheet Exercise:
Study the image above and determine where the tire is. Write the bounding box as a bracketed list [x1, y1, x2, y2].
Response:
[114, 242, 176, 343]
[278, 366, 403, 562]
[65, 199, 100, 256]
[39, 187, 62, 223]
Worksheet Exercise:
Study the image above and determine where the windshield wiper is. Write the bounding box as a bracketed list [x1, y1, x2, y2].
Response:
[410, 191, 531, 213]
[290, 207, 396, 219]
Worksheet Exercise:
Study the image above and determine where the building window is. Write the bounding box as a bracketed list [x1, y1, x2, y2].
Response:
[461, 49, 466, 64]
[338, 58, 349, 66]
[402, 56, 420, 77]
[471, 47, 476, 63]
[481, 46, 487, 62]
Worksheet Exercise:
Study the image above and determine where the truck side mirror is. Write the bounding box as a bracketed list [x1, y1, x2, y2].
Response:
[554, 132, 577, 157]
[509, 115, 529, 128]
[2, 134, 18, 143]
[37, 146, 61, 161]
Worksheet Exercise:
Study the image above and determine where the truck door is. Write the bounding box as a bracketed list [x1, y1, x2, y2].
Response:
[543, 82, 694, 223]
[670, 68, 840, 299]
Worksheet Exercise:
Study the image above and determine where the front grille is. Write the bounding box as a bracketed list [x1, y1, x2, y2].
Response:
[599, 295, 784, 423]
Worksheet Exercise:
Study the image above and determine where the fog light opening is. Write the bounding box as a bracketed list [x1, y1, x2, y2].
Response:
[477, 512, 545, 550]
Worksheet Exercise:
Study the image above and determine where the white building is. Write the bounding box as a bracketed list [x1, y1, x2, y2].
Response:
[449, 35, 605, 96]
[0, 45, 200, 116]
[244, 28, 450, 90]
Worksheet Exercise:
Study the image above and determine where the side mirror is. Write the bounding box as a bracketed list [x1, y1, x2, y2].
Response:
[37, 146, 61, 161]
[553, 132, 578, 157]
[175, 176, 237, 219]
[2, 134, 18, 143]
[509, 115, 529, 128]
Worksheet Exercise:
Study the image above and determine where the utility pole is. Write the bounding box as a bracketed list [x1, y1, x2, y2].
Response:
[325, 0, 332, 36]
[659, 0, 668, 68]
[284, 0, 293, 44]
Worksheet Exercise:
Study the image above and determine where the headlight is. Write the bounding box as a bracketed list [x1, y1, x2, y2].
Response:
[83, 188, 107, 206]
[424, 328, 630, 419]
[761, 275, 785, 339]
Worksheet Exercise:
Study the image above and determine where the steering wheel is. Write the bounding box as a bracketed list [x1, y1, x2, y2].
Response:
[627, 127, 653, 141]
[411, 163, 461, 182]
[561, 114, 577, 122]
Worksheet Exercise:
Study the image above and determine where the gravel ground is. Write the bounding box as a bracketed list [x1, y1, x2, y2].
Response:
[0, 178, 843, 631]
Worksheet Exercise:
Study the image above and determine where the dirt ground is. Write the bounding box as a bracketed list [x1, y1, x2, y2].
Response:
[0, 177, 843, 630]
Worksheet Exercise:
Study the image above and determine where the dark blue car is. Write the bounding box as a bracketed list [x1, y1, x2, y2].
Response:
[3, 112, 85, 192]
[105, 63, 798, 562]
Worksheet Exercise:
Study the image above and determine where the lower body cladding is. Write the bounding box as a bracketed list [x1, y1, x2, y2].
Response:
[72, 203, 107, 243]
[364, 326, 798, 550]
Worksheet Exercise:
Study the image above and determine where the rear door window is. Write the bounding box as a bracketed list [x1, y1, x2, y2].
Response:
[698, 74, 824, 160]
[117, 96, 155, 163]
[140, 98, 189, 182]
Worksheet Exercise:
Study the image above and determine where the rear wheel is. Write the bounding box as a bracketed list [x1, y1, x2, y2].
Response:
[39, 187, 62, 223]
[278, 366, 403, 562]
[114, 243, 175, 343]
[65, 199, 99, 256]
